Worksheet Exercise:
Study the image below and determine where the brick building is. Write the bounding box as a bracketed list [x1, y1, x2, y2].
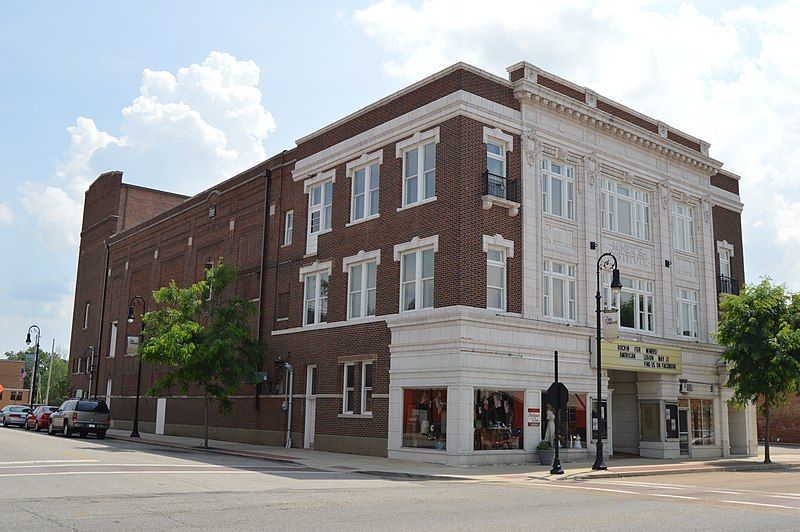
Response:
[0, 360, 30, 408]
[758, 397, 800, 444]
[68, 61, 757, 464]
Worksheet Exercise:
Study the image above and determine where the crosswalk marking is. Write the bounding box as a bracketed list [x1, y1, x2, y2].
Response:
[721, 500, 799, 510]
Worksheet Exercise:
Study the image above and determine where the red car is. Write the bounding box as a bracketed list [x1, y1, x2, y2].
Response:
[24, 406, 59, 431]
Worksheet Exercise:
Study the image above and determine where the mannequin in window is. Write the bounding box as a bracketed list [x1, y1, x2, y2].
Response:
[544, 405, 556, 446]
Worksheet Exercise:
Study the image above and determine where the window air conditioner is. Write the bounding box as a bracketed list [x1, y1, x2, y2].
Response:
[679, 382, 693, 394]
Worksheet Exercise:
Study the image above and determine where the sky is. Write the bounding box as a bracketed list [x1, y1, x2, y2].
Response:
[1, 0, 798, 356]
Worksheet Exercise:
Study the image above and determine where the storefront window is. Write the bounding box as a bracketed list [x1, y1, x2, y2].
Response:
[474, 390, 524, 450]
[402, 389, 447, 450]
[639, 402, 660, 441]
[541, 392, 588, 448]
[690, 398, 715, 446]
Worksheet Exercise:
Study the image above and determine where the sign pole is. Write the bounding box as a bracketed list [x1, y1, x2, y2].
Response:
[550, 350, 564, 475]
[45, 338, 55, 405]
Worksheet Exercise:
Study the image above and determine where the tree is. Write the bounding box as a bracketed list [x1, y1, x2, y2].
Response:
[4, 347, 70, 405]
[140, 261, 265, 448]
[717, 279, 800, 463]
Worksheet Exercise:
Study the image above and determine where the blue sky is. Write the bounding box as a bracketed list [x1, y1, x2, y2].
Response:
[1, 0, 798, 355]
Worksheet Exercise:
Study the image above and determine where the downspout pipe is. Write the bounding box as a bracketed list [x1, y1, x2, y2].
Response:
[284, 362, 294, 448]
[93, 240, 111, 399]
[255, 167, 272, 410]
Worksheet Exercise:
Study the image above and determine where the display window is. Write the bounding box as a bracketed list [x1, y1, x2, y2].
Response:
[690, 398, 715, 446]
[639, 402, 660, 441]
[541, 392, 587, 449]
[474, 390, 524, 450]
[402, 389, 447, 450]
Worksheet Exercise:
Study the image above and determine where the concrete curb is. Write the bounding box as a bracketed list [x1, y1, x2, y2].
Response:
[568, 462, 800, 480]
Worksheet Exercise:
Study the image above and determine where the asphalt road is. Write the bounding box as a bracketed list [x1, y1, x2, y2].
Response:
[1, 426, 798, 531]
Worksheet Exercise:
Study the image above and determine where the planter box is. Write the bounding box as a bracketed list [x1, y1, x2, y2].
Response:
[537, 450, 555, 465]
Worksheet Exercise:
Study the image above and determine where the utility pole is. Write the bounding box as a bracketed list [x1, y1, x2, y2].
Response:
[45, 339, 55, 405]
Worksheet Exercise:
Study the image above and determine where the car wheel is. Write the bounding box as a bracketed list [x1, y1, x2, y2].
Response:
[63, 422, 72, 438]
[24, 422, 30, 430]
[35, 422, 41, 432]
[78, 431, 88, 438]
[2, 419, 7, 428]
[48, 422, 55, 435]
[97, 431, 106, 440]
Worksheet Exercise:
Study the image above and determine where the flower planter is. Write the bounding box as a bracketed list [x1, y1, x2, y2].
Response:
[537, 449, 555, 465]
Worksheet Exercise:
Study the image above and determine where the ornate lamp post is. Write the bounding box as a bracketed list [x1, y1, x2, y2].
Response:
[25, 325, 41, 408]
[593, 253, 623, 470]
[127, 296, 146, 438]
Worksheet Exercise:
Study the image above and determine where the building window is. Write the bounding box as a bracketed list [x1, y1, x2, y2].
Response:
[308, 180, 333, 236]
[105, 379, 113, 409]
[486, 248, 506, 311]
[601, 178, 651, 240]
[361, 362, 373, 415]
[302, 272, 329, 326]
[676, 287, 699, 338]
[348, 261, 377, 319]
[83, 303, 90, 330]
[342, 363, 355, 414]
[605, 274, 654, 332]
[542, 159, 575, 220]
[690, 398, 715, 446]
[283, 210, 293, 245]
[474, 390, 524, 450]
[400, 247, 434, 312]
[351, 163, 380, 222]
[108, 322, 118, 359]
[639, 402, 661, 441]
[402, 388, 447, 450]
[539, 392, 588, 448]
[719, 249, 731, 278]
[208, 204, 217, 219]
[673, 203, 695, 253]
[543, 260, 576, 320]
[402, 143, 436, 207]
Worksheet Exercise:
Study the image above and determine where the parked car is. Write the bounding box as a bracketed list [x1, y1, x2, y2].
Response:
[0, 405, 33, 427]
[48, 399, 110, 439]
[24, 406, 59, 431]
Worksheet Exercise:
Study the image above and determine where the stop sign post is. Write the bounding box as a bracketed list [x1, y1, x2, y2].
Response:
[548, 350, 568, 475]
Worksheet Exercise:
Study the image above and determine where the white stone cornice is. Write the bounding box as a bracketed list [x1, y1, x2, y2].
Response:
[345, 150, 384, 176]
[302, 169, 336, 194]
[483, 126, 514, 151]
[342, 249, 381, 272]
[395, 127, 440, 158]
[393, 235, 439, 261]
[298, 260, 333, 282]
[482, 234, 515, 258]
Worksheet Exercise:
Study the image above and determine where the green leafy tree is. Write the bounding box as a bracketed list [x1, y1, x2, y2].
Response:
[717, 279, 800, 463]
[140, 261, 265, 448]
[4, 347, 69, 405]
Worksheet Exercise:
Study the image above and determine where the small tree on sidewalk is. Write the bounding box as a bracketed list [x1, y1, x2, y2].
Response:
[716, 279, 800, 463]
[140, 261, 265, 448]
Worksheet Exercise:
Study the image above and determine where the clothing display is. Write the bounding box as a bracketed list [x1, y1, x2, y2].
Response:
[474, 390, 524, 450]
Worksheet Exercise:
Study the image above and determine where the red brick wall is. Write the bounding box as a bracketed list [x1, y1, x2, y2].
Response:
[757, 396, 800, 444]
[119, 185, 187, 231]
[711, 205, 745, 293]
[711, 172, 740, 195]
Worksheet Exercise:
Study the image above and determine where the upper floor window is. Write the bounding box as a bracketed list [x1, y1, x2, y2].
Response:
[601, 178, 651, 240]
[351, 163, 380, 222]
[283, 210, 293, 246]
[361, 361, 373, 415]
[397, 128, 439, 208]
[343, 363, 355, 414]
[605, 274, 654, 332]
[676, 288, 699, 338]
[299, 261, 332, 326]
[673, 203, 695, 253]
[544, 260, 576, 320]
[486, 247, 507, 311]
[348, 261, 377, 319]
[83, 303, 90, 330]
[542, 159, 575, 220]
[308, 180, 333, 235]
[487, 142, 506, 178]
[394, 235, 438, 312]
[719, 249, 731, 278]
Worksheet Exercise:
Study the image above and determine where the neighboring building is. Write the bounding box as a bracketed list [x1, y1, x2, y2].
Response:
[68, 61, 757, 465]
[758, 397, 800, 444]
[0, 360, 30, 408]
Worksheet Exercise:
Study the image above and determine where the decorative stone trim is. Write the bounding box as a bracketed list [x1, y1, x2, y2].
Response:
[298, 260, 333, 282]
[342, 249, 381, 272]
[482, 234, 515, 258]
[393, 235, 439, 261]
[481, 195, 520, 217]
[482, 126, 514, 151]
[337, 354, 378, 363]
[395, 127, 440, 158]
[716, 240, 735, 256]
[345, 150, 384, 175]
[303, 169, 336, 194]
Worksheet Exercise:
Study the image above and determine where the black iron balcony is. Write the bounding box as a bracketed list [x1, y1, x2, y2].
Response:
[718, 275, 740, 295]
[483, 171, 519, 203]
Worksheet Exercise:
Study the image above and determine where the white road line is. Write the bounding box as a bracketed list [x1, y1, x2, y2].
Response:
[706, 490, 745, 495]
[769, 495, 800, 501]
[595, 481, 686, 491]
[0, 463, 288, 470]
[0, 470, 329, 479]
[0, 460, 99, 466]
[720, 500, 799, 510]
[650, 494, 698, 500]
[544, 484, 639, 495]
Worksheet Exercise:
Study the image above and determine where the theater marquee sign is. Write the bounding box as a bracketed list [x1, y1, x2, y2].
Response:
[601, 339, 682, 374]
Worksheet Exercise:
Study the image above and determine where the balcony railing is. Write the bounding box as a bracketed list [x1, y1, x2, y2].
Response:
[718, 275, 740, 295]
[483, 171, 519, 203]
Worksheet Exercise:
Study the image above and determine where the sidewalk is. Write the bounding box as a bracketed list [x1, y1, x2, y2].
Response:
[106, 429, 800, 481]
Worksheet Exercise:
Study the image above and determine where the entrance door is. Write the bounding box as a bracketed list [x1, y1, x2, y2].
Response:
[304, 365, 317, 449]
[678, 406, 689, 455]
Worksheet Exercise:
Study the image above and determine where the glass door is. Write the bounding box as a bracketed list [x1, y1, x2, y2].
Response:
[678, 406, 689, 455]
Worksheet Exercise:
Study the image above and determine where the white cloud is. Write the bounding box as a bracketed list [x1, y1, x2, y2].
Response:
[19, 51, 276, 250]
[0, 203, 12, 227]
[354, 0, 800, 289]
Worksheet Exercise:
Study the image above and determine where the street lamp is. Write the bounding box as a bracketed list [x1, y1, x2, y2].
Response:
[593, 253, 623, 471]
[25, 325, 41, 409]
[127, 295, 146, 438]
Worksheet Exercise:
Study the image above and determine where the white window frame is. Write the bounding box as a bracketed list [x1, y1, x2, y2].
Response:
[676, 287, 699, 338]
[396, 128, 439, 209]
[394, 236, 439, 313]
[485, 247, 507, 312]
[303, 170, 335, 256]
[605, 274, 655, 333]
[541, 158, 575, 220]
[83, 303, 90, 330]
[105, 379, 112, 408]
[347, 151, 383, 224]
[108, 321, 118, 358]
[360, 361, 373, 415]
[717, 240, 734, 278]
[543, 260, 577, 321]
[283, 210, 293, 246]
[299, 261, 332, 326]
[343, 250, 381, 320]
[673, 203, 695, 253]
[482, 234, 514, 312]
[342, 363, 355, 414]
[601, 178, 651, 240]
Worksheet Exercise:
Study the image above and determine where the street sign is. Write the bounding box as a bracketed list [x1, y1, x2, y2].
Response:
[547, 382, 569, 410]
[601, 309, 619, 341]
